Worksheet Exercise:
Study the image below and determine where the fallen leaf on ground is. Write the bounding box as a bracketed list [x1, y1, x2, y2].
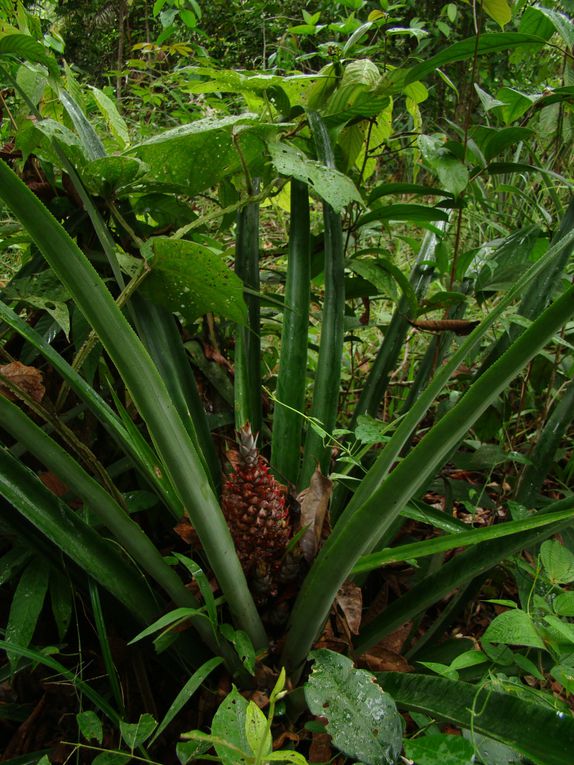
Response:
[0, 361, 45, 402]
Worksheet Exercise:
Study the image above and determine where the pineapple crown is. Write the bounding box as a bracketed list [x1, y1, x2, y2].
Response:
[237, 422, 260, 468]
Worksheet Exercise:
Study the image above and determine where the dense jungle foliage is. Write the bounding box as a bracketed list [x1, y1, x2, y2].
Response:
[2, 1, 574, 764]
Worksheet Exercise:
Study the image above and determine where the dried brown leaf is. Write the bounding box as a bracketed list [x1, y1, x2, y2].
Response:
[335, 581, 362, 635]
[0, 361, 45, 402]
[358, 646, 412, 673]
[297, 467, 332, 562]
[309, 731, 332, 763]
[174, 516, 199, 546]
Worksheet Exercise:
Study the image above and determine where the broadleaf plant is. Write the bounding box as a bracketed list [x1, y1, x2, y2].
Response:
[1, 1, 574, 762]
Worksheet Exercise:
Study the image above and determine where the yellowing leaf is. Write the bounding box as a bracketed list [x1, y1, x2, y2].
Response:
[481, 0, 512, 28]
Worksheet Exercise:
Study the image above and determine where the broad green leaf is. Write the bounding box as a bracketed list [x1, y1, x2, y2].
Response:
[82, 156, 146, 196]
[119, 713, 157, 750]
[16, 117, 87, 168]
[553, 591, 574, 617]
[268, 141, 362, 212]
[77, 710, 104, 744]
[474, 84, 506, 112]
[472, 126, 535, 162]
[2, 265, 71, 337]
[176, 739, 212, 765]
[481, 0, 512, 28]
[540, 539, 574, 584]
[211, 687, 251, 765]
[403, 80, 429, 103]
[355, 414, 394, 445]
[341, 58, 381, 89]
[381, 672, 574, 765]
[531, 5, 574, 49]
[5, 558, 50, 670]
[0, 33, 58, 74]
[127, 114, 273, 194]
[544, 615, 574, 646]
[89, 86, 129, 147]
[482, 609, 545, 649]
[404, 734, 474, 765]
[219, 624, 256, 675]
[305, 649, 402, 765]
[550, 664, 574, 695]
[142, 237, 246, 324]
[244, 701, 271, 759]
[495, 87, 536, 124]
[418, 134, 468, 195]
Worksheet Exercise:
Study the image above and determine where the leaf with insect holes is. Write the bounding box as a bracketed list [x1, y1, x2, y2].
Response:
[305, 649, 402, 765]
[404, 734, 475, 765]
[77, 710, 103, 744]
[142, 237, 246, 325]
[211, 687, 251, 765]
[119, 713, 157, 750]
[245, 701, 272, 759]
[268, 141, 363, 213]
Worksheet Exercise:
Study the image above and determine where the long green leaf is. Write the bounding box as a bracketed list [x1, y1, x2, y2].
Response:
[356, 495, 574, 652]
[0, 447, 159, 624]
[0, 299, 182, 515]
[131, 295, 220, 492]
[0, 158, 267, 650]
[353, 504, 574, 574]
[351, 223, 446, 424]
[478, 197, 574, 373]
[0, 640, 120, 725]
[282, 282, 574, 676]
[403, 33, 548, 85]
[515, 378, 574, 506]
[0, 380, 247, 669]
[234, 188, 262, 433]
[5, 558, 50, 671]
[150, 656, 224, 744]
[381, 672, 574, 765]
[299, 112, 345, 489]
[271, 179, 311, 485]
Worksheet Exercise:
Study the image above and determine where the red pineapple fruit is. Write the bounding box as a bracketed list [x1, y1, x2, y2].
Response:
[222, 423, 291, 575]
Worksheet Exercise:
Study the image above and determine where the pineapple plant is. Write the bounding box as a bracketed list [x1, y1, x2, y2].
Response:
[222, 423, 291, 583]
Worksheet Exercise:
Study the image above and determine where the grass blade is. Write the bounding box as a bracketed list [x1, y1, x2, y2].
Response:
[150, 656, 224, 744]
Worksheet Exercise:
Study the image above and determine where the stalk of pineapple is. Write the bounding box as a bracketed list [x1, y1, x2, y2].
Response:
[222, 423, 291, 581]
